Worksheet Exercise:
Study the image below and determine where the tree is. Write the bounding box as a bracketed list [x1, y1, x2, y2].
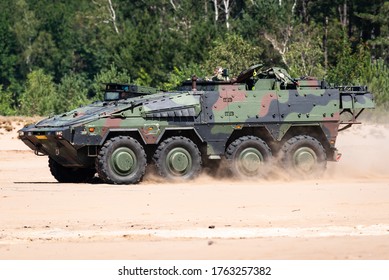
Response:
[234, 0, 297, 66]
[204, 33, 262, 77]
[0, 0, 387, 114]
[12, 0, 39, 74]
[29, 31, 60, 75]
[19, 69, 56, 116]
[55, 73, 89, 114]
[362, 59, 389, 107]
[162, 63, 207, 90]
[285, 24, 325, 78]
[326, 40, 370, 85]
[261, 0, 297, 67]
[356, 1, 389, 63]
[0, 1, 17, 87]
[0, 85, 16, 116]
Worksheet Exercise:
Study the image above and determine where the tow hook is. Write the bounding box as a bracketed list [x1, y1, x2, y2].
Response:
[335, 152, 342, 162]
[34, 144, 46, 156]
[34, 149, 45, 156]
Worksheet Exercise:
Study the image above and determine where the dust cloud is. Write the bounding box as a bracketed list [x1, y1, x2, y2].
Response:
[142, 121, 389, 185]
[326, 123, 389, 180]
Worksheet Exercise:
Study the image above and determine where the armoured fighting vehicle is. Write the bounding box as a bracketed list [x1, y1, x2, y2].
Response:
[18, 64, 374, 184]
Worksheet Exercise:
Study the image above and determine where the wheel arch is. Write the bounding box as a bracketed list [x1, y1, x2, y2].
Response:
[225, 126, 274, 153]
[157, 128, 205, 154]
[99, 129, 155, 162]
[277, 125, 332, 157]
[100, 128, 144, 145]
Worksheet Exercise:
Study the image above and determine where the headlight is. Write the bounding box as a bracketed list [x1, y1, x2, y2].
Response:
[55, 131, 63, 139]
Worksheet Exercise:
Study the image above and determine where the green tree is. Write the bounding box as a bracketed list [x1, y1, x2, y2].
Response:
[13, 0, 39, 74]
[327, 39, 370, 85]
[19, 69, 56, 116]
[29, 31, 60, 75]
[0, 0, 387, 117]
[204, 33, 262, 77]
[0, 1, 17, 87]
[0, 85, 16, 116]
[356, 1, 389, 62]
[235, 0, 297, 66]
[285, 24, 325, 78]
[163, 63, 207, 90]
[360, 58, 389, 108]
[55, 73, 89, 114]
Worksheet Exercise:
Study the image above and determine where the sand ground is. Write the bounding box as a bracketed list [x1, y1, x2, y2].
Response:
[0, 118, 389, 259]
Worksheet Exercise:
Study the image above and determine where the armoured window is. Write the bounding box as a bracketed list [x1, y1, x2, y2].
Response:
[104, 91, 120, 101]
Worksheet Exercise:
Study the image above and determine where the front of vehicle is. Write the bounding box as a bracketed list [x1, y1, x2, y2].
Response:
[18, 100, 133, 168]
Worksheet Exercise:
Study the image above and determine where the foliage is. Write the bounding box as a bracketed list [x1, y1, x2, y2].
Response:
[19, 69, 56, 116]
[55, 73, 89, 114]
[285, 24, 325, 78]
[360, 59, 389, 107]
[0, 85, 16, 116]
[326, 39, 370, 85]
[204, 33, 262, 77]
[0, 1, 17, 87]
[0, 0, 388, 115]
[134, 68, 152, 87]
[327, 43, 389, 107]
[355, 1, 389, 62]
[162, 63, 208, 91]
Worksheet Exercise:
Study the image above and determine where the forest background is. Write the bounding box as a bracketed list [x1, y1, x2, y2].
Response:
[0, 0, 388, 116]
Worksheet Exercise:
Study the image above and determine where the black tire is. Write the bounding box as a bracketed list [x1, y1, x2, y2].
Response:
[48, 157, 96, 183]
[153, 136, 202, 180]
[280, 135, 327, 178]
[96, 136, 147, 184]
[225, 136, 272, 178]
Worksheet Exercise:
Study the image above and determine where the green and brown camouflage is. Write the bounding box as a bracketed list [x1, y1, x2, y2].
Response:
[18, 64, 374, 184]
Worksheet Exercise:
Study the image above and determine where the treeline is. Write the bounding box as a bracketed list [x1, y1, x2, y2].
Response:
[0, 0, 388, 116]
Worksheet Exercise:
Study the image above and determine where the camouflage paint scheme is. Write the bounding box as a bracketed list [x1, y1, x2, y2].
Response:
[18, 64, 374, 183]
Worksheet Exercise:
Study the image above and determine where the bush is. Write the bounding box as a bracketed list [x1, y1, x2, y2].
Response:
[0, 85, 16, 115]
[19, 69, 56, 116]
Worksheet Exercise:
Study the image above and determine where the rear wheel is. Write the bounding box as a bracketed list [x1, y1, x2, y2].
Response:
[280, 135, 327, 178]
[225, 136, 272, 178]
[48, 157, 95, 183]
[96, 136, 147, 184]
[153, 136, 202, 180]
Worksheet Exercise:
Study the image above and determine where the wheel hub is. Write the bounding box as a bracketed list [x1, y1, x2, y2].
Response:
[167, 148, 191, 175]
[293, 147, 317, 172]
[239, 148, 263, 175]
[111, 147, 136, 175]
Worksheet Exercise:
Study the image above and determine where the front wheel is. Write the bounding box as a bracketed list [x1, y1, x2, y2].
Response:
[280, 135, 327, 178]
[153, 136, 202, 180]
[96, 136, 147, 184]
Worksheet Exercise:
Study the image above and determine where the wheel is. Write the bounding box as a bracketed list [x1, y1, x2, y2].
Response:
[96, 136, 147, 184]
[48, 157, 96, 183]
[280, 135, 327, 178]
[225, 136, 272, 178]
[153, 136, 202, 180]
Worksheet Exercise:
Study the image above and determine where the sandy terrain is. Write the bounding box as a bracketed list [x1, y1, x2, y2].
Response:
[0, 117, 389, 260]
